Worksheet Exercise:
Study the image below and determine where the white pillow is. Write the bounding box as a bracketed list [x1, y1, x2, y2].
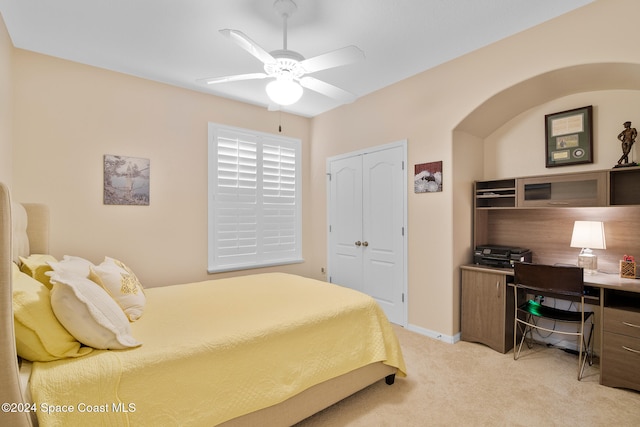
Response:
[49, 272, 142, 350]
[90, 257, 146, 321]
[47, 255, 95, 278]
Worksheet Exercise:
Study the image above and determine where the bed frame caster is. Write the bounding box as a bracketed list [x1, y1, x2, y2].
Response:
[385, 374, 395, 385]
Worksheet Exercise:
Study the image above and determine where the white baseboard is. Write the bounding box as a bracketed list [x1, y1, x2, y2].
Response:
[407, 324, 460, 344]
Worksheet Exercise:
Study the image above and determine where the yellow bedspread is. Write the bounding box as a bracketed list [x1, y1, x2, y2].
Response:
[30, 273, 406, 426]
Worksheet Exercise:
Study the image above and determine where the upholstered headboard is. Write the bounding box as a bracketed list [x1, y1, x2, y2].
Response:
[1, 183, 49, 427]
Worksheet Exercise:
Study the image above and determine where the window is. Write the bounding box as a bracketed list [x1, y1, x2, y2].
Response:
[208, 123, 302, 272]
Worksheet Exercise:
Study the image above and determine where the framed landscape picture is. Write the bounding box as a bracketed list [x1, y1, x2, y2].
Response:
[103, 155, 150, 205]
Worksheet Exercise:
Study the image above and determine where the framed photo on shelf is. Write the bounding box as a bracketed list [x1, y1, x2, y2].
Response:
[545, 105, 593, 168]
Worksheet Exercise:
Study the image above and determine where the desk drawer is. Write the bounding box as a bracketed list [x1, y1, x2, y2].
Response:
[603, 307, 640, 339]
[601, 332, 640, 391]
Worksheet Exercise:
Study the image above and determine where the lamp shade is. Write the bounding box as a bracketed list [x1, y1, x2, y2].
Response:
[266, 78, 303, 106]
[570, 221, 606, 249]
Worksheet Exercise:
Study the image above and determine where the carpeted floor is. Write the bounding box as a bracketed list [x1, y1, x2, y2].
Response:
[296, 325, 640, 426]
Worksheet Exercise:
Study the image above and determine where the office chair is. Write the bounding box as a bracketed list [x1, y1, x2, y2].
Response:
[512, 262, 594, 380]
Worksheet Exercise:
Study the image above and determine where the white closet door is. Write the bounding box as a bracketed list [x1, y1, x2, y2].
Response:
[362, 146, 405, 324]
[329, 155, 363, 292]
[328, 143, 406, 325]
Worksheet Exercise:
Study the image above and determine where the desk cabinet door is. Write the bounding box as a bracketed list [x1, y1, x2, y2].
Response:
[517, 171, 607, 207]
[461, 270, 513, 353]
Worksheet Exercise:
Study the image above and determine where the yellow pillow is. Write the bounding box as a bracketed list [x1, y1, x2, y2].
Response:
[90, 257, 146, 321]
[12, 263, 92, 361]
[19, 254, 57, 289]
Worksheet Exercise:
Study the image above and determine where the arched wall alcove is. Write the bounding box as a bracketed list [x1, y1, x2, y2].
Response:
[451, 62, 640, 334]
[456, 62, 640, 139]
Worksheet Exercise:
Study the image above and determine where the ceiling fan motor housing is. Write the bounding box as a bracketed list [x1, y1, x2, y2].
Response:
[265, 49, 306, 80]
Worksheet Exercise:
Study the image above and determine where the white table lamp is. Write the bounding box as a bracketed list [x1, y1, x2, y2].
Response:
[570, 221, 606, 275]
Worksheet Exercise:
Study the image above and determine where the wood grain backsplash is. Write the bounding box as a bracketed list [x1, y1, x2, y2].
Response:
[477, 206, 640, 275]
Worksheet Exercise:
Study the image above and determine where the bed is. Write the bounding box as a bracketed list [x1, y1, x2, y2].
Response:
[0, 182, 406, 427]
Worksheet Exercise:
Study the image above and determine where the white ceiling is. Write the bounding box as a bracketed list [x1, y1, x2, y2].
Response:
[0, 0, 594, 117]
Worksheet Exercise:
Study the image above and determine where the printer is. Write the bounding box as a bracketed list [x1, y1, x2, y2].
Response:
[474, 245, 532, 268]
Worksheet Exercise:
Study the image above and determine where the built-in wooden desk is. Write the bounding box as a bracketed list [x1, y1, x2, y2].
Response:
[460, 264, 640, 391]
[461, 264, 640, 292]
[584, 271, 640, 291]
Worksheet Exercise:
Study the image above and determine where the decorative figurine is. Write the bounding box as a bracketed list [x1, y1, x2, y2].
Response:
[615, 121, 638, 168]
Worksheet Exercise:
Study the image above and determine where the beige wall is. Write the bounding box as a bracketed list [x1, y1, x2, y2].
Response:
[5, 0, 640, 338]
[0, 13, 12, 187]
[310, 0, 640, 337]
[11, 50, 312, 287]
[485, 91, 640, 179]
[452, 131, 483, 333]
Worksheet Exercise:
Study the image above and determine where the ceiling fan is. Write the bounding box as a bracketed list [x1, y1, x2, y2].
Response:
[199, 0, 365, 107]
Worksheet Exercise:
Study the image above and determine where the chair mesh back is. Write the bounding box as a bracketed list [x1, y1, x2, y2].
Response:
[514, 262, 584, 296]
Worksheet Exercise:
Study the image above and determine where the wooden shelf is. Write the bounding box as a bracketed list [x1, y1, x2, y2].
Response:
[472, 168, 640, 273]
[475, 179, 516, 209]
[610, 166, 640, 205]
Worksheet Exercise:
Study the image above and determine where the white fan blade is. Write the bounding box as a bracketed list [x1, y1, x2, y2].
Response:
[299, 76, 357, 103]
[300, 45, 364, 74]
[220, 29, 276, 65]
[198, 73, 268, 85]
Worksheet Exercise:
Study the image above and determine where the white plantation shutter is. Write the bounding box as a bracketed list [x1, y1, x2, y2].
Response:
[208, 123, 302, 272]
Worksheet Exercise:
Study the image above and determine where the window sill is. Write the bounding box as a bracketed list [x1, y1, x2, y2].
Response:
[208, 258, 305, 274]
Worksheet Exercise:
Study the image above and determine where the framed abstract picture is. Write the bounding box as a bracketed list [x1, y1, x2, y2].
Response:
[414, 161, 442, 193]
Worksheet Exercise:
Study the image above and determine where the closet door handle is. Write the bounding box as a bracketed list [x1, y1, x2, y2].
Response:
[362, 241, 369, 247]
[355, 241, 362, 246]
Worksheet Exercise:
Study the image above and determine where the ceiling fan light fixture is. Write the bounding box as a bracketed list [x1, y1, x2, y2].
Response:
[266, 78, 303, 106]
[205, 0, 363, 108]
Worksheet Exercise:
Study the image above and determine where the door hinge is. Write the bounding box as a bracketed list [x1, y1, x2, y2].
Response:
[401, 161, 405, 170]
[326, 172, 332, 181]
[329, 225, 332, 232]
[401, 226, 404, 236]
[329, 276, 332, 283]
[402, 293, 405, 302]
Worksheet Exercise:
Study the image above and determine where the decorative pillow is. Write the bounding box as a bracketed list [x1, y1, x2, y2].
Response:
[49, 272, 142, 350]
[47, 255, 95, 278]
[11, 263, 92, 362]
[89, 257, 146, 321]
[19, 254, 58, 289]
[11, 202, 29, 264]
